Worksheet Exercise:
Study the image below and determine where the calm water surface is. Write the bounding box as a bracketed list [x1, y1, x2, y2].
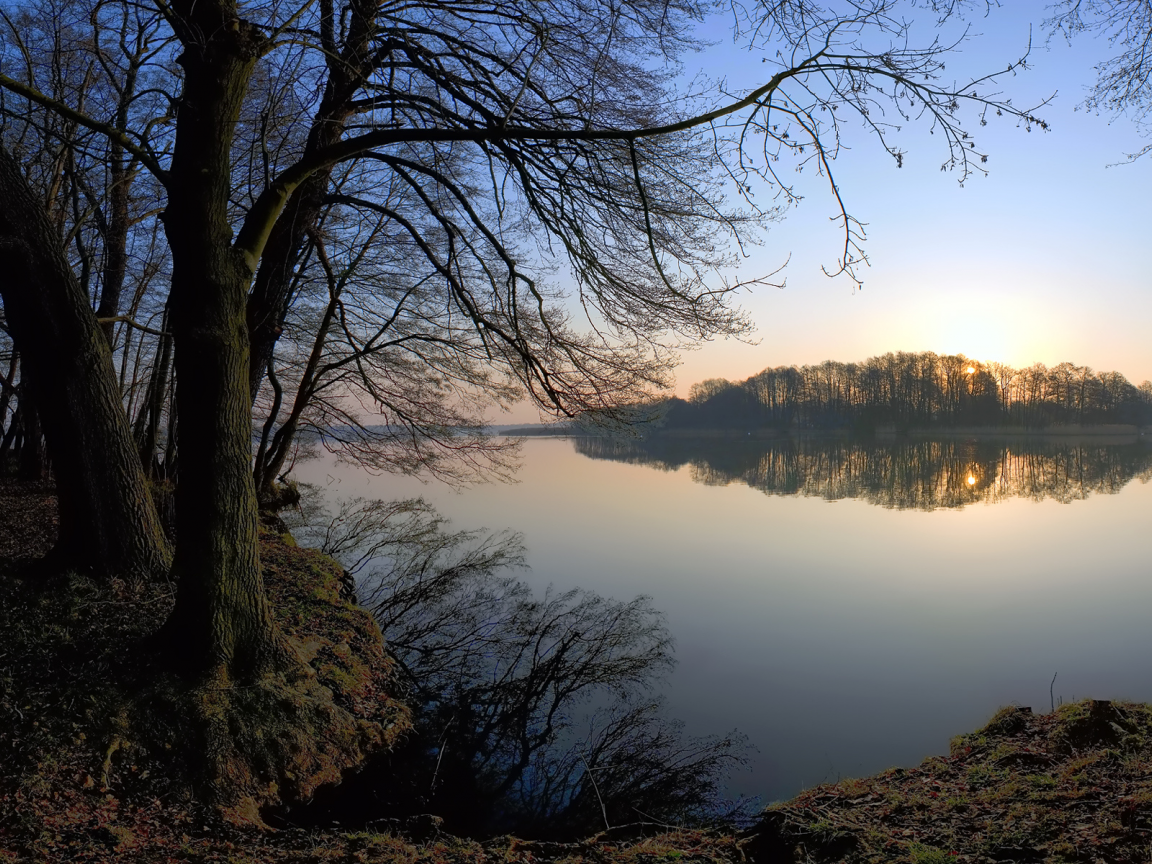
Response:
[294, 435, 1152, 803]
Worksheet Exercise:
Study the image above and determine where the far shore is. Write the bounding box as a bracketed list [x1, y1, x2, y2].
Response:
[497, 423, 1148, 443]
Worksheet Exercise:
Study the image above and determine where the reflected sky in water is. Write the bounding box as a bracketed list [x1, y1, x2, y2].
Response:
[295, 436, 1152, 802]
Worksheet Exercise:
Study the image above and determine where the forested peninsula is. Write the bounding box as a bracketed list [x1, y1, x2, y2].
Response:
[654, 353, 1152, 434]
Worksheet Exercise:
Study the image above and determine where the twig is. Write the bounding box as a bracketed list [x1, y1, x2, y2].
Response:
[430, 741, 446, 793]
[580, 754, 610, 832]
[631, 807, 682, 831]
[1050, 671, 1058, 713]
[96, 315, 169, 337]
[430, 716, 455, 793]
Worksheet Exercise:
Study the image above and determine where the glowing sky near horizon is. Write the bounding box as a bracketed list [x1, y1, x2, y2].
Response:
[504, 3, 1151, 422]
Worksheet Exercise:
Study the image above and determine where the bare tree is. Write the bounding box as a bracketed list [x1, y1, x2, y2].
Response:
[251, 200, 521, 506]
[0, 143, 170, 579]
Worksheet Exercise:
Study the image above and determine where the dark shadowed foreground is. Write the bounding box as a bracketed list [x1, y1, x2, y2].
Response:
[3, 477, 1152, 863]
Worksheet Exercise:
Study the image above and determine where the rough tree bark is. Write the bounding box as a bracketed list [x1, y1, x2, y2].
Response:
[0, 143, 172, 581]
[155, 2, 279, 680]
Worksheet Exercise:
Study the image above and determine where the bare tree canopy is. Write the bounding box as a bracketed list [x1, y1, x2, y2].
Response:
[1047, 0, 1152, 158]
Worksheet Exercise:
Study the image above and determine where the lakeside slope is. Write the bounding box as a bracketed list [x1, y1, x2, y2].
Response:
[1, 477, 1148, 863]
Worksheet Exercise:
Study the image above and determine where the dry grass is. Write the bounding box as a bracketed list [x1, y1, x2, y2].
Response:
[751, 701, 1152, 862]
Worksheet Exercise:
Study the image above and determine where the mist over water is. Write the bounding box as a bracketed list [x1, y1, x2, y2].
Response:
[295, 435, 1152, 803]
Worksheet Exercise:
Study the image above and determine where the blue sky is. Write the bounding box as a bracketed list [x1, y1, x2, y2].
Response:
[648, 2, 1150, 400]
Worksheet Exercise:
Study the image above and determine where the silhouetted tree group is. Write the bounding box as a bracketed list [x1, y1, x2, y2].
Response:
[0, 0, 1064, 825]
[663, 353, 1152, 432]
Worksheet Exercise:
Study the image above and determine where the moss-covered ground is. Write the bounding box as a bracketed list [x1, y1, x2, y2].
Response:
[752, 700, 1152, 863]
[3, 476, 1152, 863]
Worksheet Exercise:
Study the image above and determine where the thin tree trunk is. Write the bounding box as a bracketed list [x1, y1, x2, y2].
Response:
[134, 302, 174, 475]
[94, 52, 141, 347]
[252, 353, 284, 498]
[16, 399, 46, 482]
[0, 398, 22, 471]
[163, 377, 178, 480]
[94, 152, 132, 346]
[245, 0, 382, 402]
[0, 349, 19, 427]
[254, 277, 338, 503]
[0, 143, 171, 581]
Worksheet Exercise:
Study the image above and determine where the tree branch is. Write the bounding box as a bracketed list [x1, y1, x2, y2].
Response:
[231, 64, 809, 269]
[0, 73, 169, 183]
[96, 315, 170, 337]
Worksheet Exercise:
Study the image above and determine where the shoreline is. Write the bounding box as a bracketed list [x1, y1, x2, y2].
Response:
[499, 423, 1148, 443]
[3, 477, 1150, 862]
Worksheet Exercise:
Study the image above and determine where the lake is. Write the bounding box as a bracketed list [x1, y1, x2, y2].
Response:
[293, 433, 1152, 804]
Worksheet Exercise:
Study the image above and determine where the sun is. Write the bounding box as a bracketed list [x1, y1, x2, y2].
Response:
[965, 366, 976, 374]
[967, 475, 976, 486]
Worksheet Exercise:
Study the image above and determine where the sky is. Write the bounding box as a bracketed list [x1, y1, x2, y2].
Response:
[508, 3, 1151, 422]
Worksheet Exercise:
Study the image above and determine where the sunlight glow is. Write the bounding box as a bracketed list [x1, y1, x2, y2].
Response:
[967, 475, 977, 486]
[966, 366, 976, 374]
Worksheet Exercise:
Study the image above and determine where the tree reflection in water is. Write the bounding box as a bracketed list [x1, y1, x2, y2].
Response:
[573, 436, 1152, 510]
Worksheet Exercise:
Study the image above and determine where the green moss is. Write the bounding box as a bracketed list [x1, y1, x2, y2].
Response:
[979, 705, 1033, 737]
[905, 841, 954, 863]
[964, 763, 1006, 788]
[949, 732, 987, 755]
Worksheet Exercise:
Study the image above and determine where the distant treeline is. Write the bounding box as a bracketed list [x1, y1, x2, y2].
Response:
[661, 352, 1152, 432]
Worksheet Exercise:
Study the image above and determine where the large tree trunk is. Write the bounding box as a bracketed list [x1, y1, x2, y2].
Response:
[0, 144, 172, 581]
[156, 7, 279, 680]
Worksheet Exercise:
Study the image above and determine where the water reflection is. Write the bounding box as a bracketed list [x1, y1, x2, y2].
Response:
[574, 436, 1152, 510]
[294, 438, 1152, 803]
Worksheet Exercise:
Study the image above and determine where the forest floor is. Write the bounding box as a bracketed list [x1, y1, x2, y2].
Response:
[3, 475, 1152, 863]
